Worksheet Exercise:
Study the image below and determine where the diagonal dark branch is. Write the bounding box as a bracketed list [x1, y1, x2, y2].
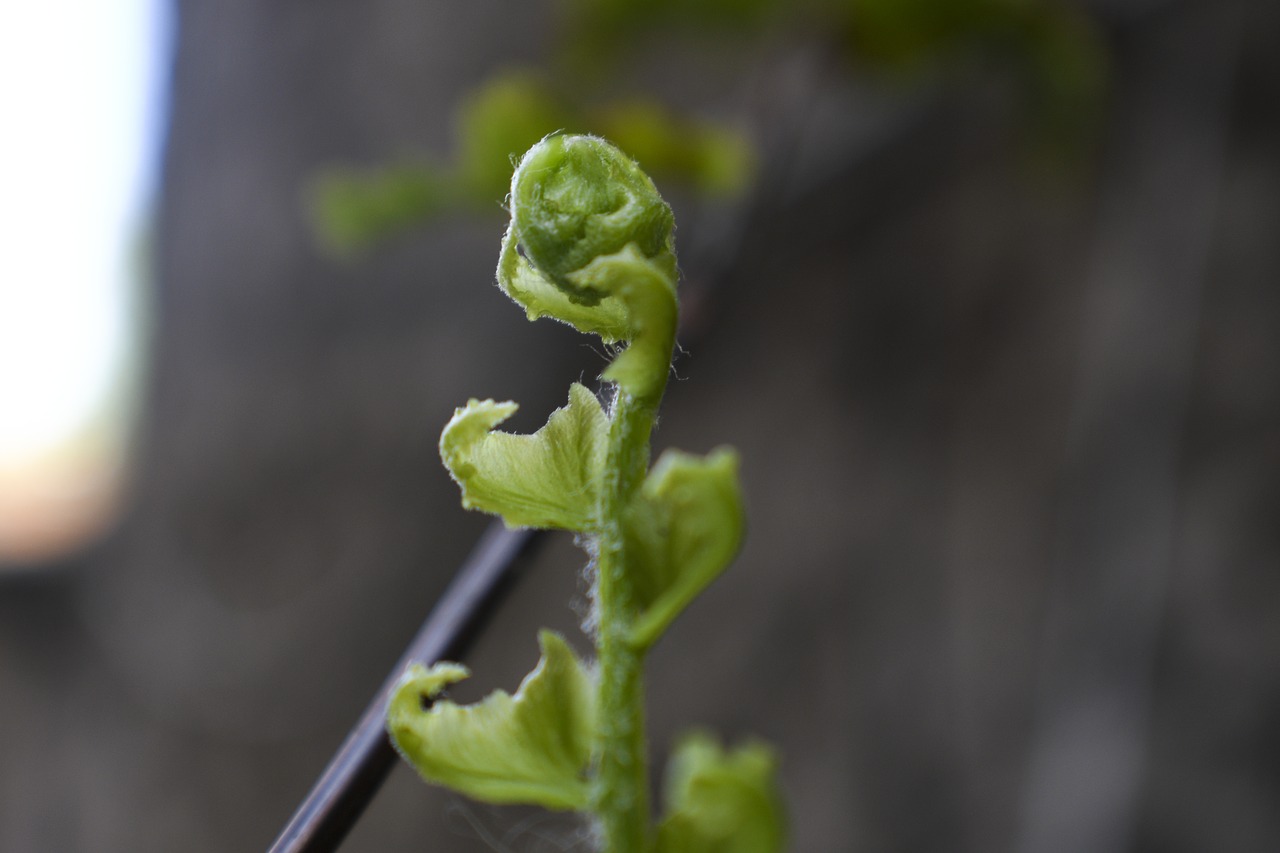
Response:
[268, 524, 543, 853]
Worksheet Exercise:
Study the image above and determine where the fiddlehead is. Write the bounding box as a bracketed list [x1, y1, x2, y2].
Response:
[498, 134, 679, 404]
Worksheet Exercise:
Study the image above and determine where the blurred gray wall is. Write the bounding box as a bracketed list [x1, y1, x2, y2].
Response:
[2, 1, 1279, 851]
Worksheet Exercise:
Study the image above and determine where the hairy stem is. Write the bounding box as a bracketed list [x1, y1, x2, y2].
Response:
[593, 388, 657, 852]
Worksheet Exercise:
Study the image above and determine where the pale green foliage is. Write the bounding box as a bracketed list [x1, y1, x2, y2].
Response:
[387, 631, 597, 810]
[390, 135, 782, 852]
[656, 734, 786, 853]
[312, 161, 455, 255]
[501, 136, 679, 402]
[312, 70, 754, 253]
[507, 134, 677, 294]
[591, 100, 754, 198]
[625, 448, 745, 651]
[314, 0, 1105, 252]
[440, 383, 608, 531]
[455, 72, 565, 199]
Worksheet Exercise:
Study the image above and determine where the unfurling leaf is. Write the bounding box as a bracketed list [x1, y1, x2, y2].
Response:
[656, 733, 785, 853]
[507, 134, 676, 298]
[439, 383, 608, 531]
[624, 448, 744, 650]
[498, 134, 680, 401]
[386, 631, 597, 811]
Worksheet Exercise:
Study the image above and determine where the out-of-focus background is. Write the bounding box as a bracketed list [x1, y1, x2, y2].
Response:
[2, 0, 1277, 850]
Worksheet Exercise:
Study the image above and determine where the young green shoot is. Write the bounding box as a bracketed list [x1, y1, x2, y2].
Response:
[386, 134, 784, 853]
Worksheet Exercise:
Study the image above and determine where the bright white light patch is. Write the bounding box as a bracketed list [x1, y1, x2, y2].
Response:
[0, 0, 165, 460]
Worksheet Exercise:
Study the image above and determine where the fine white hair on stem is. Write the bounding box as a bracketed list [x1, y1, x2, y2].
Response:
[574, 534, 601, 639]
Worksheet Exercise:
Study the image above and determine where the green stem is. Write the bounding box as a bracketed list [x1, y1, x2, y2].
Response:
[593, 388, 658, 852]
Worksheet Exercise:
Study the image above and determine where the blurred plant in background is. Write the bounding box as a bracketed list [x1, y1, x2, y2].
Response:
[313, 72, 754, 253]
[312, 0, 1106, 254]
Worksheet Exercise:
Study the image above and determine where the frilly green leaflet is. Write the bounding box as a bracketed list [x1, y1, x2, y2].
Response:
[624, 448, 745, 651]
[439, 383, 609, 531]
[656, 734, 785, 853]
[387, 631, 597, 810]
